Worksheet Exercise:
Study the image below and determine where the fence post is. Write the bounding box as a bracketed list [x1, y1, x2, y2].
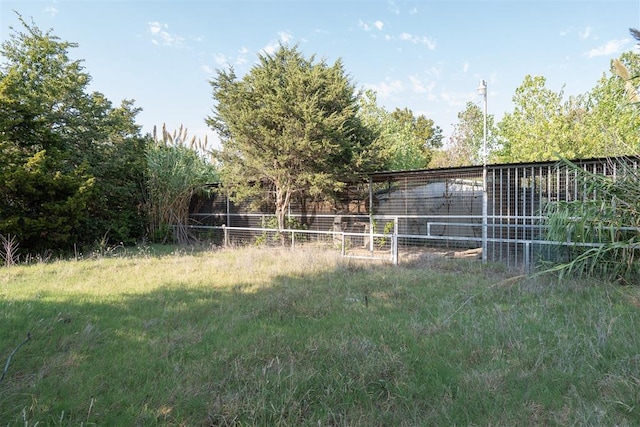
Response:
[291, 230, 295, 249]
[524, 241, 531, 275]
[369, 177, 374, 253]
[341, 233, 346, 257]
[223, 225, 228, 248]
[392, 216, 399, 265]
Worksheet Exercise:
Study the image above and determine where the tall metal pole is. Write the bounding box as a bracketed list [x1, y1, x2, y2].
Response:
[478, 80, 488, 263]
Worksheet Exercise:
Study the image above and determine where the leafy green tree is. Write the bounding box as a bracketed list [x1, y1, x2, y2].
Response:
[0, 15, 147, 253]
[541, 31, 640, 285]
[497, 56, 640, 164]
[495, 75, 588, 162]
[356, 90, 442, 171]
[387, 107, 442, 170]
[430, 101, 496, 168]
[207, 44, 382, 230]
[586, 51, 640, 153]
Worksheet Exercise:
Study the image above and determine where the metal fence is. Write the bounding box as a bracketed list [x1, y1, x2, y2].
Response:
[187, 156, 639, 272]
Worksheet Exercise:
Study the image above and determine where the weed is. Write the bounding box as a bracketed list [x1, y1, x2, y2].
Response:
[1, 247, 639, 425]
[0, 234, 20, 266]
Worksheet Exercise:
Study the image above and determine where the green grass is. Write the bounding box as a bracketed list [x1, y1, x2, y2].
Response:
[1, 246, 640, 426]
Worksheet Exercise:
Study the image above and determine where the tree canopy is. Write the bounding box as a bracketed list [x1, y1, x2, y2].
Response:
[3, 14, 638, 256]
[0, 15, 147, 253]
[357, 90, 443, 171]
[493, 52, 640, 164]
[207, 44, 383, 229]
[430, 101, 497, 168]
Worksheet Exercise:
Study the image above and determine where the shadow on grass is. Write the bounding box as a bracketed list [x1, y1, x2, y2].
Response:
[1, 257, 640, 426]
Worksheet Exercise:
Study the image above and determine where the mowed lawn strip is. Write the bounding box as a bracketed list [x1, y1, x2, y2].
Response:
[1, 246, 639, 425]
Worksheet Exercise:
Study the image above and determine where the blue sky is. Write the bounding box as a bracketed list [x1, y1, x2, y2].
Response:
[1, 0, 638, 146]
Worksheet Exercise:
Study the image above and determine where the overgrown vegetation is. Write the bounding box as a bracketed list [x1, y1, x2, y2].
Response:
[1, 247, 639, 425]
[0, 18, 219, 255]
[146, 124, 218, 244]
[543, 157, 640, 285]
[0, 15, 148, 254]
[541, 30, 640, 285]
[0, 234, 19, 267]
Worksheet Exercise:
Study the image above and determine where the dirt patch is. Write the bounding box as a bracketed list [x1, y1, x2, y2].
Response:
[401, 246, 482, 262]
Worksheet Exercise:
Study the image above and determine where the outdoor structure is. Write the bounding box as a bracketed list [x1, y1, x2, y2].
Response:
[188, 156, 639, 271]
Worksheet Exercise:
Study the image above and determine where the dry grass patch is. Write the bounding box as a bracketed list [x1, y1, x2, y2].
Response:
[1, 245, 640, 425]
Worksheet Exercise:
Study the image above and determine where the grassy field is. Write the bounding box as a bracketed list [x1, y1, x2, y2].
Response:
[1, 245, 639, 426]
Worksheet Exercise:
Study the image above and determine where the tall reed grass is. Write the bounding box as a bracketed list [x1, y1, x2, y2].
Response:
[543, 157, 640, 285]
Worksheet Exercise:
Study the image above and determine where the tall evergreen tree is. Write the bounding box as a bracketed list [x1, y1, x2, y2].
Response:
[207, 44, 382, 229]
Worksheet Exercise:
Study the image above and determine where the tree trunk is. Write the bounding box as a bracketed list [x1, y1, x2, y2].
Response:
[274, 184, 291, 245]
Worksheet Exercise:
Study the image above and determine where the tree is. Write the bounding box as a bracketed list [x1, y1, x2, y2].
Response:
[207, 44, 382, 230]
[541, 30, 640, 285]
[430, 101, 497, 168]
[496, 57, 640, 164]
[495, 75, 588, 163]
[386, 107, 442, 170]
[356, 90, 442, 171]
[0, 15, 147, 253]
[580, 54, 640, 156]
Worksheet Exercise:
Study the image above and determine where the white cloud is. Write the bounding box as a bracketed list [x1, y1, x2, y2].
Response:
[409, 76, 436, 100]
[440, 90, 469, 109]
[387, 0, 400, 15]
[358, 20, 371, 31]
[213, 53, 227, 66]
[235, 54, 248, 66]
[586, 38, 630, 58]
[201, 64, 213, 74]
[462, 62, 469, 73]
[396, 32, 436, 50]
[366, 79, 404, 97]
[209, 48, 249, 72]
[359, 20, 384, 32]
[45, 6, 58, 17]
[263, 42, 278, 55]
[262, 31, 294, 55]
[416, 36, 437, 50]
[426, 65, 442, 79]
[148, 21, 162, 35]
[578, 26, 592, 40]
[561, 26, 595, 41]
[409, 75, 426, 93]
[148, 21, 185, 47]
[235, 47, 249, 65]
[278, 31, 293, 44]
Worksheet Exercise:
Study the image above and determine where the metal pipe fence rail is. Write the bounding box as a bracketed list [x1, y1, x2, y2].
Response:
[185, 157, 640, 274]
[185, 213, 638, 274]
[186, 224, 397, 263]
